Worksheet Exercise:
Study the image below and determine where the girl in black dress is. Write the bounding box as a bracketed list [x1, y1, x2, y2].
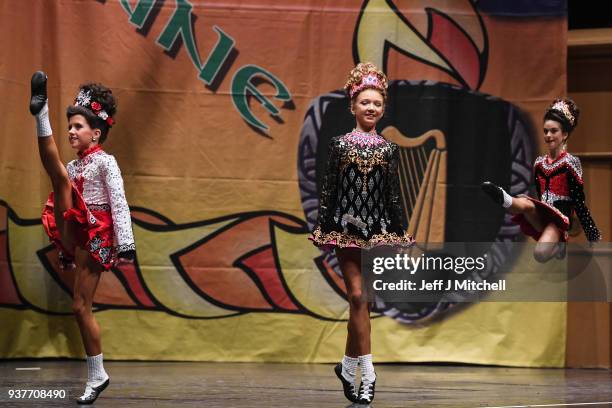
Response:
[310, 62, 413, 404]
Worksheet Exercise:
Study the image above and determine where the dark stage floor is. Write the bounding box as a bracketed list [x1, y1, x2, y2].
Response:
[1, 361, 611, 407]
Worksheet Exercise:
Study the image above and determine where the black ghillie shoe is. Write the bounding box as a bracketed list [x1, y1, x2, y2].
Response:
[76, 378, 109, 405]
[357, 375, 376, 405]
[481, 181, 504, 206]
[30, 71, 48, 115]
[334, 363, 358, 403]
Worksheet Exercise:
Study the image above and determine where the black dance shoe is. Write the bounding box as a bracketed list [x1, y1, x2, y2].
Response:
[76, 378, 109, 405]
[481, 181, 504, 205]
[30, 71, 48, 115]
[358, 375, 376, 405]
[334, 363, 358, 403]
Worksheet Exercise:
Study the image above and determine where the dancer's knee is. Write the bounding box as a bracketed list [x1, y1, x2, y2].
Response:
[512, 197, 531, 214]
[72, 295, 88, 317]
[347, 290, 365, 309]
[525, 204, 538, 217]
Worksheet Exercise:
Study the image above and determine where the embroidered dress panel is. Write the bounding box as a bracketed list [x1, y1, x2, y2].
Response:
[311, 130, 413, 248]
[533, 152, 600, 242]
[67, 148, 136, 252]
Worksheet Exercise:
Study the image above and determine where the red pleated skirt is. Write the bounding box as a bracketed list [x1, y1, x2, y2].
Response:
[511, 195, 570, 242]
[41, 184, 115, 270]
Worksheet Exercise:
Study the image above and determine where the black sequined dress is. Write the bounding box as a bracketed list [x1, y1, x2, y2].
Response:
[512, 151, 601, 242]
[309, 130, 414, 250]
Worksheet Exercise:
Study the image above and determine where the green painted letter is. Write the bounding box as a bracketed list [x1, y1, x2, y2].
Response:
[231, 65, 291, 132]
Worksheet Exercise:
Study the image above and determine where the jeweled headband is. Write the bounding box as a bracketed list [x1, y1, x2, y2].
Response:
[549, 99, 575, 127]
[74, 89, 115, 127]
[349, 73, 386, 99]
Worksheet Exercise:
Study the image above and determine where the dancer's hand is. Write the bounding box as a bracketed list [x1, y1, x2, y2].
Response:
[58, 252, 75, 271]
[30, 71, 48, 115]
[116, 257, 135, 267]
[397, 245, 412, 255]
[116, 250, 136, 267]
[59, 260, 76, 271]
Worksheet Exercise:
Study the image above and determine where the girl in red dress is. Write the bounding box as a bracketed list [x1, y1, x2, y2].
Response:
[30, 71, 135, 404]
[483, 98, 601, 262]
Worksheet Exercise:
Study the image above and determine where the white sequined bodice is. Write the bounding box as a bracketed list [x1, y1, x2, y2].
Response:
[66, 149, 135, 253]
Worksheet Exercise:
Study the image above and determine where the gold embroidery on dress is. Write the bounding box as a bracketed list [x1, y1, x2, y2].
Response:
[311, 226, 414, 249]
[340, 148, 386, 174]
[340, 148, 387, 193]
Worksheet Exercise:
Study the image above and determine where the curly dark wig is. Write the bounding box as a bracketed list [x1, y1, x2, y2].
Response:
[66, 82, 117, 143]
[544, 97, 580, 135]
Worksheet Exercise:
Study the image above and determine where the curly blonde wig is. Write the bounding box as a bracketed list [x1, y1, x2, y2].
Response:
[344, 62, 388, 100]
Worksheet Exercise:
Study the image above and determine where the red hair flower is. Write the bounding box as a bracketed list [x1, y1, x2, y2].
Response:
[91, 101, 102, 111]
[106, 117, 115, 126]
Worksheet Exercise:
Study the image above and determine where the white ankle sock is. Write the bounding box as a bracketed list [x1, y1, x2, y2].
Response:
[501, 188, 513, 209]
[341, 355, 358, 381]
[86, 353, 109, 387]
[358, 354, 376, 382]
[35, 102, 52, 137]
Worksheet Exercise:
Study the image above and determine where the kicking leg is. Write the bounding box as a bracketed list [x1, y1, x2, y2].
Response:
[31, 71, 74, 252]
[481, 182, 545, 232]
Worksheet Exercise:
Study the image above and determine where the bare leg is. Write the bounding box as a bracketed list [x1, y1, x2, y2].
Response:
[72, 248, 103, 356]
[508, 196, 546, 233]
[337, 247, 371, 357]
[32, 71, 74, 252]
[38, 137, 75, 252]
[534, 223, 562, 263]
[72, 249, 110, 403]
[482, 182, 546, 233]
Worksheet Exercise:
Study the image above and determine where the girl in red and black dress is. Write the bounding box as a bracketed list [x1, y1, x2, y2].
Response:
[483, 98, 601, 262]
[30, 72, 135, 404]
